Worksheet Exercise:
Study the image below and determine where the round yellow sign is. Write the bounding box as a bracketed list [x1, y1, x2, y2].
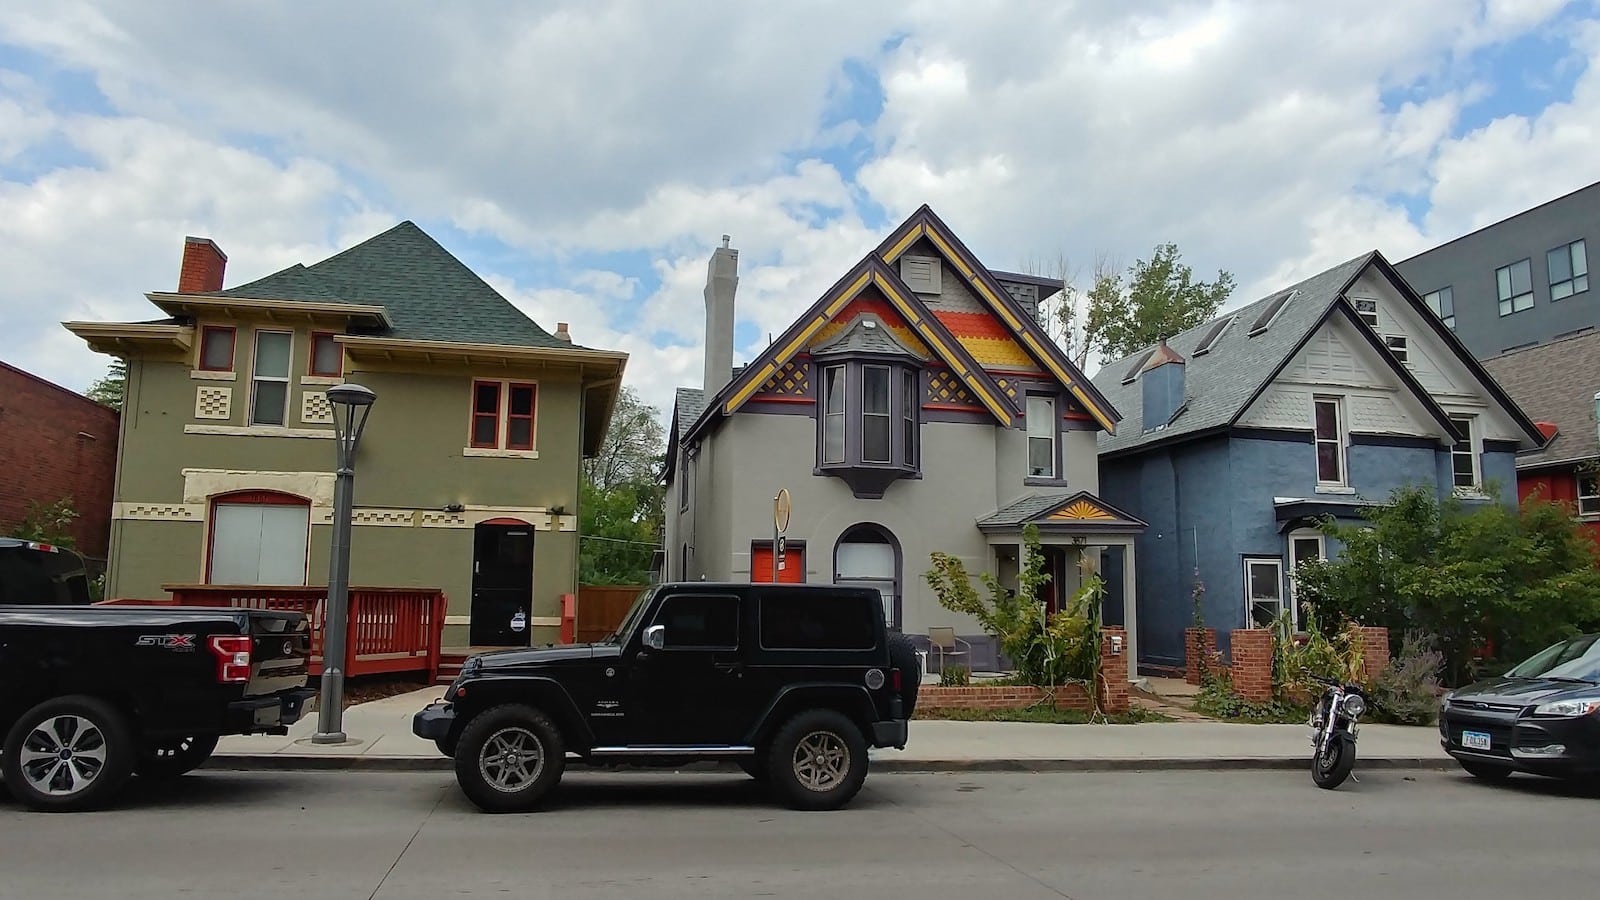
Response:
[774, 489, 792, 534]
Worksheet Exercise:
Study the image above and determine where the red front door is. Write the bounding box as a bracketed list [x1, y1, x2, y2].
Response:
[751, 543, 805, 583]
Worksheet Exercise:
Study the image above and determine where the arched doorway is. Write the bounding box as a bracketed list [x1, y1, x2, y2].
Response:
[207, 490, 311, 585]
[471, 517, 535, 647]
[834, 523, 900, 628]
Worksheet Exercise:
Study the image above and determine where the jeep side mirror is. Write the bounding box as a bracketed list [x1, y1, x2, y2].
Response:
[643, 624, 665, 650]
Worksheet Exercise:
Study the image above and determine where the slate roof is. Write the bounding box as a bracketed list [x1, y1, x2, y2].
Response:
[673, 388, 706, 442]
[1481, 330, 1600, 469]
[205, 222, 572, 349]
[1092, 253, 1376, 456]
[976, 491, 1148, 530]
[812, 315, 926, 358]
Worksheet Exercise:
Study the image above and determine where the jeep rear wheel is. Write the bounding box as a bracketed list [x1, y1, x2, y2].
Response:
[453, 705, 565, 813]
[766, 709, 868, 811]
[886, 632, 922, 717]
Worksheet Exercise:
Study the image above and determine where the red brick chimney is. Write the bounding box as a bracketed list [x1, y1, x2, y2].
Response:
[178, 236, 227, 293]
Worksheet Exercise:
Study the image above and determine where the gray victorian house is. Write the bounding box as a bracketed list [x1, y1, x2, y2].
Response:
[663, 207, 1146, 671]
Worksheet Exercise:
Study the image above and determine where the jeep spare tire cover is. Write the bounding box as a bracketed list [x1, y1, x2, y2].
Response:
[887, 632, 921, 716]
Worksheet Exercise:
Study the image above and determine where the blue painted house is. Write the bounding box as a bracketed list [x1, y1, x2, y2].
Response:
[1091, 251, 1546, 675]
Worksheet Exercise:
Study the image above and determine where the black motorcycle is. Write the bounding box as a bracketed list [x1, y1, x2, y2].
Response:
[1307, 672, 1368, 789]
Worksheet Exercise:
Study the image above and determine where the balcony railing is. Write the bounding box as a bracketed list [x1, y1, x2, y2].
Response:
[101, 585, 448, 681]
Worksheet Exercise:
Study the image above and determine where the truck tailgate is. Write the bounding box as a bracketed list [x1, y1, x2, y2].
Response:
[246, 612, 312, 697]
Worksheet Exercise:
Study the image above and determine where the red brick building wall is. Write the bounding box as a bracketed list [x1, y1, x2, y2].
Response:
[1519, 469, 1600, 554]
[0, 361, 120, 558]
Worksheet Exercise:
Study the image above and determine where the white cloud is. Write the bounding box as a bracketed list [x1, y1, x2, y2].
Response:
[2, 0, 1598, 427]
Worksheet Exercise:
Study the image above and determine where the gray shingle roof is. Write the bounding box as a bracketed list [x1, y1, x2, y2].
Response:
[1092, 253, 1375, 456]
[210, 222, 571, 350]
[674, 388, 706, 442]
[976, 490, 1147, 530]
[812, 315, 925, 358]
[1481, 330, 1600, 468]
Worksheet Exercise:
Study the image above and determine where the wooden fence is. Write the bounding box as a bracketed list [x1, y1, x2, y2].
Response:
[575, 585, 646, 643]
[101, 584, 447, 681]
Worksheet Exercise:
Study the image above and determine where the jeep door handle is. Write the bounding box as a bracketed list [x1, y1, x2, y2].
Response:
[714, 663, 743, 678]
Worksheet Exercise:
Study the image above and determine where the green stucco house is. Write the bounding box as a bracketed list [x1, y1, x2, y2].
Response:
[65, 224, 627, 648]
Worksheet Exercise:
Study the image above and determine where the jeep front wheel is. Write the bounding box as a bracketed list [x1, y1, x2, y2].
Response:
[766, 709, 868, 811]
[453, 705, 566, 813]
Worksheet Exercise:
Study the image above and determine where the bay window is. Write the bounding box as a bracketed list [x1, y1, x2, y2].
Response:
[815, 356, 920, 498]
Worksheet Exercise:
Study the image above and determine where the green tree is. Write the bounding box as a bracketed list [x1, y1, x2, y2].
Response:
[1085, 242, 1235, 359]
[85, 359, 127, 409]
[1297, 485, 1600, 686]
[13, 498, 79, 547]
[578, 386, 665, 585]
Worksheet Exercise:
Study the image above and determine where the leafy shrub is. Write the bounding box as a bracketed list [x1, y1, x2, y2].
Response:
[926, 524, 1104, 692]
[939, 665, 971, 687]
[1297, 485, 1600, 685]
[1269, 608, 1364, 702]
[1370, 631, 1445, 725]
[1193, 671, 1308, 723]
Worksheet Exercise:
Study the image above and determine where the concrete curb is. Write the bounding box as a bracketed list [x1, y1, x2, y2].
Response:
[206, 755, 1456, 774]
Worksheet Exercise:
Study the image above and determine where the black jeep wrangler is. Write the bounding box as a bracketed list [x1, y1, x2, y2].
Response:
[414, 582, 920, 812]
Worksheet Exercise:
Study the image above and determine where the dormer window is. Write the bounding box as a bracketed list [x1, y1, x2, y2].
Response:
[812, 315, 925, 498]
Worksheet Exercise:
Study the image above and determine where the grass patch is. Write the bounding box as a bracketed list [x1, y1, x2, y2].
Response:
[916, 704, 1170, 725]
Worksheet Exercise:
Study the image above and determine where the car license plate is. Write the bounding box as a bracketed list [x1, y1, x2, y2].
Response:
[1462, 730, 1492, 751]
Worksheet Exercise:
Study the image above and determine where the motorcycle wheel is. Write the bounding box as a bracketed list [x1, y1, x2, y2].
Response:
[1311, 733, 1356, 790]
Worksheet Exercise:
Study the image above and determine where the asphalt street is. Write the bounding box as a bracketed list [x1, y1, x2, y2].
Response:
[3, 767, 1598, 899]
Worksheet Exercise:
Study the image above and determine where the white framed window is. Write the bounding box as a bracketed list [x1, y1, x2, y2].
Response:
[1352, 297, 1379, 329]
[1450, 415, 1480, 490]
[1579, 473, 1600, 517]
[861, 365, 892, 464]
[1497, 259, 1534, 316]
[208, 498, 309, 585]
[822, 365, 845, 464]
[1313, 397, 1346, 485]
[1027, 395, 1057, 478]
[249, 330, 293, 426]
[1287, 530, 1326, 629]
[835, 524, 899, 628]
[1423, 287, 1456, 330]
[1244, 557, 1285, 628]
[1385, 334, 1410, 365]
[1548, 239, 1589, 300]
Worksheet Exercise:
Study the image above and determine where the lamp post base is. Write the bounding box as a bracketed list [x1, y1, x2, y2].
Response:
[310, 731, 350, 745]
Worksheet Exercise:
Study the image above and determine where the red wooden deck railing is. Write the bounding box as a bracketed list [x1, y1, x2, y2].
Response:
[101, 585, 448, 681]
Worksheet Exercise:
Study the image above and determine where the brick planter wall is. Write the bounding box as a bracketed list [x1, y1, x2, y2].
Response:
[1229, 629, 1275, 703]
[1100, 627, 1130, 714]
[1185, 627, 1217, 685]
[1354, 626, 1391, 684]
[918, 684, 1094, 713]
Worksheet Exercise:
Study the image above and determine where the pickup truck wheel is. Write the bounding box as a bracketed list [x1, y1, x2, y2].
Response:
[3, 696, 135, 813]
[454, 705, 565, 813]
[136, 734, 220, 779]
[766, 709, 868, 811]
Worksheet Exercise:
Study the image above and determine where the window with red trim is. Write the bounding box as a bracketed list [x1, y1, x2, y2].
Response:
[199, 326, 235, 371]
[471, 381, 502, 448]
[507, 383, 536, 450]
[309, 332, 342, 377]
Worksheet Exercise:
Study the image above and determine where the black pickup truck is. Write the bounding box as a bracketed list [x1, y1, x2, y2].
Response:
[1, 539, 316, 812]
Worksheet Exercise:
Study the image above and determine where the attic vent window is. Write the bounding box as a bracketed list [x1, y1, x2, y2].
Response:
[1192, 317, 1234, 356]
[900, 255, 942, 296]
[1120, 348, 1157, 384]
[1248, 290, 1298, 336]
[1352, 297, 1379, 329]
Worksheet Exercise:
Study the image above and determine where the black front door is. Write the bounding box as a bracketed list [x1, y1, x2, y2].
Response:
[470, 522, 534, 646]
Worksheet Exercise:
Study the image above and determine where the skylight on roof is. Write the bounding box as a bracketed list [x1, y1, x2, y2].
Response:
[1248, 289, 1298, 336]
[1120, 347, 1157, 384]
[1192, 316, 1234, 356]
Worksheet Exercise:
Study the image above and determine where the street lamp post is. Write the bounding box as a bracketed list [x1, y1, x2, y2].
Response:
[312, 382, 376, 744]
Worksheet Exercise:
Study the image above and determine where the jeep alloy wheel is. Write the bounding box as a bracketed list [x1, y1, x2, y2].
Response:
[453, 704, 566, 813]
[767, 709, 869, 811]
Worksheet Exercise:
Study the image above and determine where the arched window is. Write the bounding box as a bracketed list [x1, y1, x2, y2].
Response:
[207, 490, 311, 586]
[834, 523, 901, 628]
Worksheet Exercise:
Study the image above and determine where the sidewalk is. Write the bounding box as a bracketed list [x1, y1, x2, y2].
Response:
[213, 687, 1454, 773]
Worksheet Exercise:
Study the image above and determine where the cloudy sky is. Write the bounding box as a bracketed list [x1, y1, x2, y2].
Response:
[3, 0, 1598, 420]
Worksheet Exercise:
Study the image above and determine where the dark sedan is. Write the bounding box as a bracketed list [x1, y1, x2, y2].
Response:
[1440, 633, 1600, 782]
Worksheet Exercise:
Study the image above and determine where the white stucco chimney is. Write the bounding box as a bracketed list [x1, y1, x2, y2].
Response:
[703, 234, 738, 396]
